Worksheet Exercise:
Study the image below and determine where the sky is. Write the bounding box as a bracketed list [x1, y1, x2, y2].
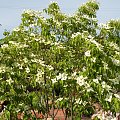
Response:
[0, 0, 120, 39]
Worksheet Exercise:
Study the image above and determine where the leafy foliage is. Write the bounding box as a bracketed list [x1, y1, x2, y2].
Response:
[0, 0, 120, 119]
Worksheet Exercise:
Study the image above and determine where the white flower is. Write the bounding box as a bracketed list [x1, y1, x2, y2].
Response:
[38, 59, 45, 65]
[101, 81, 111, 90]
[39, 39, 45, 43]
[115, 51, 119, 55]
[21, 44, 29, 48]
[114, 93, 120, 99]
[76, 75, 87, 86]
[102, 61, 109, 69]
[0, 66, 6, 73]
[19, 65, 23, 70]
[50, 1, 57, 4]
[6, 78, 13, 85]
[105, 93, 113, 102]
[85, 50, 91, 57]
[75, 98, 82, 104]
[109, 42, 119, 51]
[91, 57, 96, 63]
[90, 39, 103, 51]
[112, 58, 120, 66]
[35, 70, 44, 84]
[23, 58, 28, 63]
[58, 45, 65, 49]
[36, 69, 43, 78]
[35, 38, 39, 41]
[82, 66, 86, 72]
[30, 33, 35, 37]
[56, 98, 63, 102]
[47, 65, 54, 70]
[51, 78, 57, 84]
[88, 35, 94, 39]
[99, 23, 111, 30]
[1, 44, 8, 48]
[97, 75, 102, 80]
[13, 27, 20, 32]
[71, 32, 81, 38]
[31, 53, 36, 57]
[25, 67, 30, 73]
[82, 15, 89, 19]
[9, 41, 16, 44]
[109, 78, 119, 85]
[93, 79, 99, 84]
[56, 73, 67, 80]
[72, 72, 77, 77]
[23, 9, 40, 17]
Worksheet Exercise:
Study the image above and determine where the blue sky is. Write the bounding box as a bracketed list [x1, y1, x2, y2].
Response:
[0, 0, 120, 38]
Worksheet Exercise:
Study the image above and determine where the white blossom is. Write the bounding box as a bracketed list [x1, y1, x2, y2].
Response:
[93, 79, 99, 84]
[82, 66, 86, 72]
[109, 42, 119, 51]
[23, 9, 40, 17]
[71, 32, 81, 39]
[99, 23, 111, 30]
[101, 81, 111, 90]
[72, 72, 77, 77]
[19, 65, 23, 70]
[25, 67, 30, 73]
[36, 69, 44, 83]
[0, 66, 6, 73]
[76, 75, 87, 86]
[9, 41, 16, 44]
[6, 78, 13, 85]
[51, 78, 57, 83]
[86, 83, 94, 92]
[109, 78, 119, 85]
[97, 75, 102, 80]
[36, 69, 43, 78]
[50, 1, 57, 4]
[35, 38, 40, 41]
[13, 27, 20, 32]
[75, 98, 82, 104]
[39, 39, 45, 43]
[1, 44, 8, 49]
[56, 98, 63, 102]
[58, 45, 65, 49]
[56, 73, 67, 80]
[20, 44, 29, 48]
[102, 61, 109, 69]
[114, 93, 120, 99]
[47, 65, 54, 70]
[88, 35, 94, 39]
[31, 53, 36, 57]
[82, 15, 89, 19]
[30, 33, 35, 37]
[90, 39, 103, 51]
[115, 51, 119, 55]
[23, 57, 28, 63]
[105, 93, 113, 102]
[91, 57, 96, 63]
[111, 58, 120, 66]
[85, 50, 91, 57]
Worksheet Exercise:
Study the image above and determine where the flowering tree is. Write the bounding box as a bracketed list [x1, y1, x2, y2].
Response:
[0, 0, 120, 119]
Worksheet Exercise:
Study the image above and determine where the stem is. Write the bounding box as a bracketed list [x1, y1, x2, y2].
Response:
[30, 100, 37, 119]
[31, 107, 37, 119]
[71, 95, 73, 120]
[44, 66, 49, 120]
[51, 89, 55, 120]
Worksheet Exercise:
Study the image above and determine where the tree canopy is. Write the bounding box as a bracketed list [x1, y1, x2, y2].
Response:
[0, 0, 120, 119]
